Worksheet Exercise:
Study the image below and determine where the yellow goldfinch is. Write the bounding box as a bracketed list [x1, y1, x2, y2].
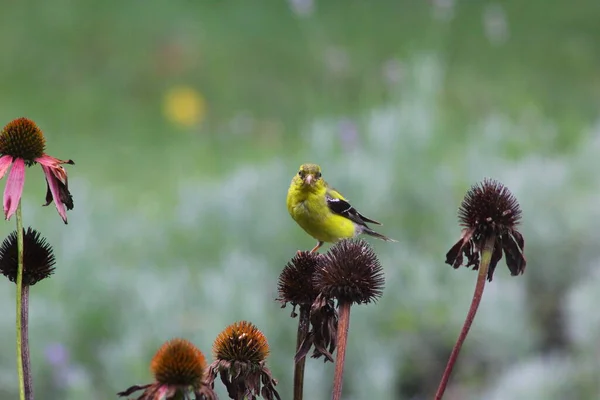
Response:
[287, 163, 396, 253]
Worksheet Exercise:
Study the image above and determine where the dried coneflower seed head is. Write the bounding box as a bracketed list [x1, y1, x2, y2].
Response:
[0, 227, 55, 285]
[315, 238, 385, 304]
[446, 178, 526, 281]
[277, 251, 320, 307]
[458, 178, 521, 238]
[0, 118, 46, 165]
[213, 321, 270, 364]
[150, 338, 207, 388]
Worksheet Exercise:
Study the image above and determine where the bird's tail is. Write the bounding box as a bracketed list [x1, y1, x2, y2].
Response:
[363, 227, 398, 242]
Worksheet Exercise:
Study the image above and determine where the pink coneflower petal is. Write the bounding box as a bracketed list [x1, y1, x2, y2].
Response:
[35, 154, 74, 168]
[3, 158, 25, 220]
[0, 155, 13, 179]
[41, 165, 68, 224]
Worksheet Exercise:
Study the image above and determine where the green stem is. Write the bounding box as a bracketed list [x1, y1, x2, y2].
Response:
[293, 305, 310, 400]
[15, 201, 26, 400]
[434, 236, 496, 400]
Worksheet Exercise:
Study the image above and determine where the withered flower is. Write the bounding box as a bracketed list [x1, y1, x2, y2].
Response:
[435, 179, 527, 400]
[0, 118, 74, 224]
[312, 239, 385, 400]
[314, 238, 385, 305]
[208, 321, 280, 400]
[0, 227, 55, 286]
[277, 250, 320, 316]
[277, 251, 321, 400]
[294, 293, 338, 363]
[445, 178, 526, 281]
[118, 338, 216, 400]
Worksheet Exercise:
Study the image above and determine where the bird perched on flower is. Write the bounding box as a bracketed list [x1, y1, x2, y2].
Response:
[287, 163, 396, 253]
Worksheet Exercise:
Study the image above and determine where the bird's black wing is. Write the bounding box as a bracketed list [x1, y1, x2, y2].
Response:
[326, 194, 382, 227]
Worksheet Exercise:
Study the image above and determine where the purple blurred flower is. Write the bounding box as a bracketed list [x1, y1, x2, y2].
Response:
[45, 343, 69, 367]
[338, 119, 360, 152]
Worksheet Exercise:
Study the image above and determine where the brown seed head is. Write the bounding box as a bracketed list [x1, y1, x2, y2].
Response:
[0, 118, 46, 165]
[277, 251, 320, 307]
[458, 178, 521, 238]
[314, 238, 385, 304]
[446, 178, 526, 281]
[150, 338, 207, 388]
[213, 321, 270, 364]
[0, 228, 55, 286]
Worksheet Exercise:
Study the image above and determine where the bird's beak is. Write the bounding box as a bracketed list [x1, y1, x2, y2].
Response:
[305, 174, 313, 185]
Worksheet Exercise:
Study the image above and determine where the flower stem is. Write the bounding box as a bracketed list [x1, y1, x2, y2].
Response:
[434, 236, 496, 400]
[22, 284, 33, 399]
[331, 301, 351, 400]
[293, 305, 310, 400]
[15, 201, 28, 400]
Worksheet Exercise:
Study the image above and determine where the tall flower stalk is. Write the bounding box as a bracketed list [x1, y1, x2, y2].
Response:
[313, 239, 385, 400]
[0, 117, 74, 399]
[16, 202, 25, 399]
[435, 179, 526, 399]
[277, 251, 320, 400]
[0, 226, 56, 400]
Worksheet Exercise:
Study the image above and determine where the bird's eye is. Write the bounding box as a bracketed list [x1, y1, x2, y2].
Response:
[298, 171, 304, 177]
[316, 172, 322, 178]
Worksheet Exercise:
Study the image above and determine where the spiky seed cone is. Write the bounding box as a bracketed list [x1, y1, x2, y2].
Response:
[458, 178, 521, 237]
[277, 251, 320, 306]
[0, 118, 46, 165]
[446, 178, 526, 281]
[315, 238, 385, 304]
[213, 321, 270, 364]
[0, 228, 55, 286]
[150, 339, 207, 388]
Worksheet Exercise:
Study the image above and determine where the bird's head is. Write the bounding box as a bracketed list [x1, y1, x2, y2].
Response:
[296, 163, 322, 187]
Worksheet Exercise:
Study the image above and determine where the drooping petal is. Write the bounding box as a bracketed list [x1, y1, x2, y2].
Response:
[41, 165, 68, 224]
[445, 228, 474, 268]
[45, 166, 73, 210]
[35, 154, 74, 168]
[0, 155, 13, 180]
[116, 383, 153, 397]
[486, 240, 504, 282]
[3, 158, 25, 220]
[503, 230, 526, 276]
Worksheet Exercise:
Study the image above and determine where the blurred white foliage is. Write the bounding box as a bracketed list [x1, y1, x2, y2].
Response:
[432, 0, 455, 22]
[483, 3, 509, 45]
[484, 355, 576, 400]
[288, 0, 314, 18]
[565, 266, 600, 350]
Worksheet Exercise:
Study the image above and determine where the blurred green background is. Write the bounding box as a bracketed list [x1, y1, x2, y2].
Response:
[1, 0, 600, 399]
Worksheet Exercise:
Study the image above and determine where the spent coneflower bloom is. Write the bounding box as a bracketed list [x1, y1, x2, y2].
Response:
[435, 178, 526, 400]
[294, 293, 338, 364]
[277, 251, 320, 400]
[277, 251, 320, 315]
[445, 178, 526, 281]
[0, 118, 74, 224]
[0, 227, 56, 286]
[313, 238, 385, 400]
[118, 338, 216, 400]
[208, 321, 280, 400]
[0, 227, 56, 399]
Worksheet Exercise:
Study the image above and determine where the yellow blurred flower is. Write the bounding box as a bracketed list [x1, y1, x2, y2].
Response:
[163, 86, 206, 127]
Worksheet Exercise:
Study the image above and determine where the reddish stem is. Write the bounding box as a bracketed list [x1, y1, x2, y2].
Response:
[434, 237, 496, 400]
[331, 301, 351, 400]
[293, 305, 310, 400]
